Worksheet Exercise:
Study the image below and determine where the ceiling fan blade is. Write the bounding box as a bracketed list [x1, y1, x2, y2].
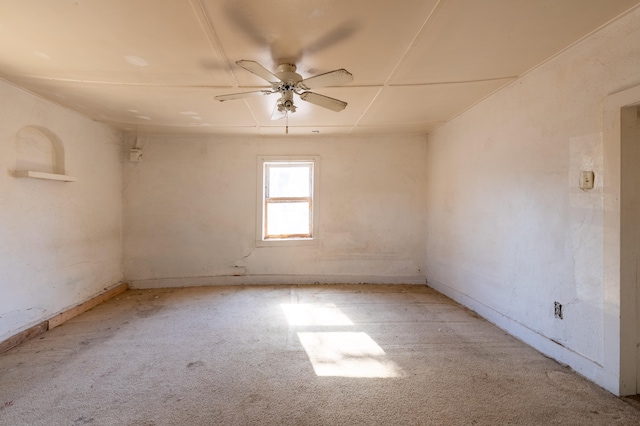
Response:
[215, 90, 272, 102]
[303, 20, 360, 56]
[236, 60, 279, 83]
[299, 69, 353, 90]
[299, 91, 347, 112]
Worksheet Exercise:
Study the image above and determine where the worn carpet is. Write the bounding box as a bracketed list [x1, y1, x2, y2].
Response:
[1, 284, 639, 425]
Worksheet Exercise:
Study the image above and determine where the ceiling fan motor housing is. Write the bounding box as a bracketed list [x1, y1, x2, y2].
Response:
[275, 64, 303, 89]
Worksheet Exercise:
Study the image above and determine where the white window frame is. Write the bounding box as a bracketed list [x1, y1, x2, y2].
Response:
[256, 156, 320, 247]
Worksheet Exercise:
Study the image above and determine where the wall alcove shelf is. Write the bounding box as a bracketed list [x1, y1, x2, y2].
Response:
[14, 170, 76, 182]
[14, 126, 76, 182]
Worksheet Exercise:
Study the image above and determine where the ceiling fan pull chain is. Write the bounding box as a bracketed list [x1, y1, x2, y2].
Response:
[286, 111, 289, 135]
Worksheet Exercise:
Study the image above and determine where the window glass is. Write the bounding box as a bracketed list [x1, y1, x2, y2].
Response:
[266, 201, 311, 236]
[267, 165, 311, 198]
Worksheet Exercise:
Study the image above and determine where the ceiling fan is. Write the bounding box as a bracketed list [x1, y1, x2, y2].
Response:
[215, 60, 353, 130]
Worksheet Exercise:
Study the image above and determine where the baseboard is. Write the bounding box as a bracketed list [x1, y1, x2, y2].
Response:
[427, 278, 619, 395]
[0, 282, 128, 354]
[0, 321, 48, 354]
[129, 274, 428, 289]
[48, 282, 129, 329]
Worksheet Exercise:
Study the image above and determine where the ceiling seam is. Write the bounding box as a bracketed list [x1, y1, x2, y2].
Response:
[0, 75, 242, 88]
[382, 0, 446, 87]
[351, 0, 445, 130]
[103, 120, 261, 129]
[189, 0, 238, 87]
[360, 121, 444, 126]
[350, 87, 382, 130]
[190, 0, 262, 130]
[1, 73, 519, 89]
[242, 98, 262, 130]
[388, 77, 519, 87]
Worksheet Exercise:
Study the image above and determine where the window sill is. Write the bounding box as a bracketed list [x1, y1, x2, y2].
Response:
[256, 238, 318, 248]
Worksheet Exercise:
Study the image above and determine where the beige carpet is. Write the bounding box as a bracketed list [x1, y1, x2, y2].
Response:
[1, 284, 639, 425]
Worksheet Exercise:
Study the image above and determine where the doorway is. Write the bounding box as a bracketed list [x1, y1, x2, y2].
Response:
[603, 85, 640, 396]
[620, 104, 640, 396]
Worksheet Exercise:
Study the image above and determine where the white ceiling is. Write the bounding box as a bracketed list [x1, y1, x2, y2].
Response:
[1, 0, 638, 136]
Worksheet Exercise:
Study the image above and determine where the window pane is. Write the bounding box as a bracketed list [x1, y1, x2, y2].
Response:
[267, 201, 310, 236]
[267, 164, 311, 197]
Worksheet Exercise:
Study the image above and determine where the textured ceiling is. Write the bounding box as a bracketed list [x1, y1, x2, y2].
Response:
[0, 0, 638, 136]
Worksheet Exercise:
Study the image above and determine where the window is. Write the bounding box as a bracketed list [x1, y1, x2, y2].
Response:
[257, 157, 319, 245]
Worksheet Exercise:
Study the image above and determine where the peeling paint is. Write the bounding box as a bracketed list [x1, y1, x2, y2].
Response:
[124, 55, 148, 67]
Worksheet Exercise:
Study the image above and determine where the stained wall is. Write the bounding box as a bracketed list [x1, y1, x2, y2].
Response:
[0, 79, 123, 342]
[426, 7, 640, 392]
[123, 134, 428, 287]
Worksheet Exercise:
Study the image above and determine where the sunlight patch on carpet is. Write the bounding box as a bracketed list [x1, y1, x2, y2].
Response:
[297, 332, 403, 378]
[281, 303, 354, 326]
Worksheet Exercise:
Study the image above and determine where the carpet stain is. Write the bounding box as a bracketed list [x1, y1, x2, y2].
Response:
[244, 393, 263, 404]
[72, 416, 94, 425]
[546, 369, 594, 394]
[0, 401, 14, 411]
[470, 371, 489, 382]
[187, 360, 205, 369]
[135, 306, 164, 318]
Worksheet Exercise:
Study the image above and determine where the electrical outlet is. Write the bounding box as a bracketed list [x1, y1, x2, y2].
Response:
[554, 301, 563, 319]
[580, 171, 594, 190]
[129, 148, 143, 163]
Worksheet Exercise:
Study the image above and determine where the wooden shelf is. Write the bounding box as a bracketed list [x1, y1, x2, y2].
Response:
[14, 170, 76, 182]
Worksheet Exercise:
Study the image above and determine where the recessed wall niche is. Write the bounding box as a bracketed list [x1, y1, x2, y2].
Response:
[14, 126, 75, 182]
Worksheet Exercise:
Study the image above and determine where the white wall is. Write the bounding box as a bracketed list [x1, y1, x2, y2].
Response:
[123, 134, 427, 287]
[426, 8, 640, 394]
[0, 79, 123, 342]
